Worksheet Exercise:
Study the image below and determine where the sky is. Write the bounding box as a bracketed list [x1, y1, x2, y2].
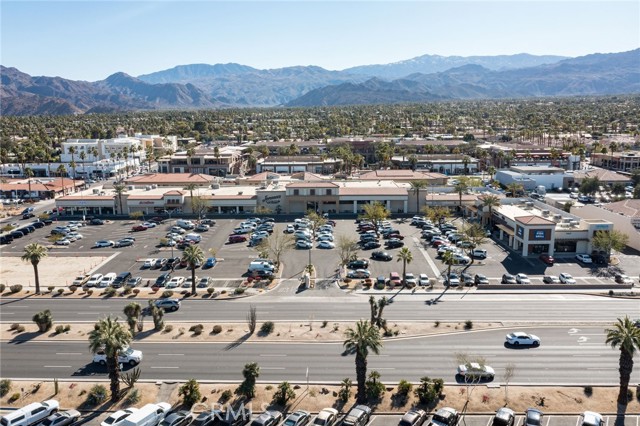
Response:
[1, 0, 639, 82]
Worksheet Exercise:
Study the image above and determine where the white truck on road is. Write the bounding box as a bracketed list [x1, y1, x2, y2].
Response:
[93, 347, 143, 366]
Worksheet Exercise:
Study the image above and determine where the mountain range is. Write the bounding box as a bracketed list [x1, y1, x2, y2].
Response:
[1, 50, 638, 115]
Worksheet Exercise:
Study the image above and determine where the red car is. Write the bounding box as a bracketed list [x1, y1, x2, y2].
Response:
[539, 254, 555, 265]
[384, 233, 404, 240]
[228, 234, 247, 244]
[432, 239, 449, 247]
[132, 225, 148, 232]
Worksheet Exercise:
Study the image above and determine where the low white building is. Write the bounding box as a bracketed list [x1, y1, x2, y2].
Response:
[572, 199, 640, 252]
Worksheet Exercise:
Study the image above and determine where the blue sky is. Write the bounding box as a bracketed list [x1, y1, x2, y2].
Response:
[1, 0, 638, 81]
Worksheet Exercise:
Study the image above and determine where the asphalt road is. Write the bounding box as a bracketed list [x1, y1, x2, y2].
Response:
[0, 327, 627, 385]
[1, 293, 638, 323]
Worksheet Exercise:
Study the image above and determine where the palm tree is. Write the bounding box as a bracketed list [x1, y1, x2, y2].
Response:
[605, 316, 640, 405]
[481, 194, 501, 227]
[123, 302, 142, 335]
[183, 245, 205, 294]
[453, 178, 469, 213]
[113, 183, 127, 215]
[56, 164, 67, 196]
[409, 180, 427, 214]
[506, 182, 523, 198]
[487, 166, 497, 181]
[68, 146, 77, 178]
[24, 167, 34, 199]
[396, 247, 413, 288]
[21, 243, 48, 294]
[343, 320, 383, 403]
[183, 183, 198, 213]
[79, 151, 87, 180]
[88, 316, 132, 401]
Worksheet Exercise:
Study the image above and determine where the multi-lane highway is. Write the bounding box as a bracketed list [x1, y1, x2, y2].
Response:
[0, 326, 622, 385]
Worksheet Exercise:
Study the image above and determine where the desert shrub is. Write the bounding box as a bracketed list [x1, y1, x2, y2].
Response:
[212, 325, 223, 335]
[365, 371, 385, 400]
[396, 379, 412, 397]
[16, 325, 25, 332]
[432, 378, 444, 395]
[9, 323, 20, 331]
[9, 392, 20, 403]
[162, 290, 174, 298]
[48, 286, 55, 292]
[464, 320, 473, 330]
[125, 388, 140, 405]
[104, 287, 116, 297]
[57, 288, 64, 295]
[32, 309, 53, 332]
[164, 324, 174, 333]
[123, 286, 132, 295]
[234, 287, 245, 295]
[583, 386, 593, 397]
[338, 378, 351, 402]
[86, 289, 94, 296]
[0, 379, 11, 397]
[0, 284, 5, 293]
[343, 278, 352, 283]
[69, 285, 78, 293]
[260, 321, 275, 335]
[414, 376, 440, 404]
[87, 384, 108, 405]
[132, 288, 140, 296]
[64, 324, 71, 332]
[219, 389, 233, 403]
[321, 320, 328, 328]
[265, 385, 273, 391]
[627, 389, 634, 402]
[9, 285, 22, 293]
[54, 325, 66, 334]
[207, 287, 216, 295]
[189, 324, 204, 335]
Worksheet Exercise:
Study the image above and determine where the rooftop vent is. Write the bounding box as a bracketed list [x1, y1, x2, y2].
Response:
[541, 210, 550, 216]
[570, 220, 579, 227]
[553, 214, 562, 221]
[562, 217, 572, 223]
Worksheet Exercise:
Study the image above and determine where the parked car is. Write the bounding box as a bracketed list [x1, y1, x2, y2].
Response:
[41, 410, 81, 426]
[501, 274, 517, 284]
[192, 411, 222, 426]
[371, 251, 393, 261]
[460, 272, 474, 286]
[317, 241, 335, 249]
[55, 239, 71, 246]
[444, 273, 460, 287]
[505, 332, 541, 347]
[132, 225, 148, 232]
[342, 406, 371, 426]
[539, 254, 555, 265]
[559, 273, 576, 284]
[312, 409, 337, 426]
[524, 409, 544, 426]
[579, 412, 604, 426]
[94, 240, 115, 248]
[429, 407, 459, 426]
[166, 277, 185, 288]
[385, 238, 404, 248]
[296, 240, 312, 249]
[418, 274, 430, 286]
[85, 274, 104, 287]
[361, 240, 381, 250]
[348, 259, 370, 269]
[284, 225, 295, 233]
[347, 269, 371, 279]
[543, 275, 561, 284]
[197, 277, 211, 288]
[159, 411, 192, 426]
[399, 410, 427, 426]
[228, 234, 247, 244]
[404, 273, 417, 287]
[126, 277, 142, 287]
[492, 408, 515, 426]
[100, 408, 139, 426]
[474, 274, 489, 285]
[614, 273, 633, 284]
[116, 239, 134, 248]
[283, 411, 310, 426]
[252, 411, 283, 426]
[515, 273, 530, 284]
[204, 257, 217, 268]
[154, 258, 168, 269]
[388, 272, 402, 287]
[0, 400, 60, 426]
[456, 362, 495, 380]
[575, 254, 593, 264]
[195, 224, 210, 232]
[154, 298, 181, 312]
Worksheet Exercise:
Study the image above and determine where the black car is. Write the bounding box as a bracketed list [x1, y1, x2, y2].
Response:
[371, 251, 393, 261]
[113, 271, 133, 288]
[167, 257, 181, 269]
[501, 274, 517, 284]
[348, 259, 370, 269]
[385, 238, 404, 248]
[0, 235, 14, 244]
[474, 274, 489, 285]
[361, 240, 381, 250]
[219, 408, 251, 426]
[90, 218, 105, 225]
[22, 212, 35, 219]
[492, 408, 515, 426]
[155, 272, 172, 287]
[10, 230, 24, 239]
[31, 221, 45, 229]
[192, 411, 223, 426]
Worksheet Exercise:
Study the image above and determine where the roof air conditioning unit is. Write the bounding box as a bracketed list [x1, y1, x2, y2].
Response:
[541, 210, 550, 216]
[562, 217, 571, 223]
[525, 202, 534, 207]
[145, 186, 151, 191]
[553, 214, 562, 221]
[570, 220, 579, 227]
[128, 185, 135, 190]
[211, 183, 220, 189]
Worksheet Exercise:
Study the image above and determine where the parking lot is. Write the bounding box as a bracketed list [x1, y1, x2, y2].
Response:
[371, 414, 640, 426]
[1, 215, 638, 291]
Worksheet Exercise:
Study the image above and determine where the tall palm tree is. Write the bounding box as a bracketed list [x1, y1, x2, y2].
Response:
[24, 167, 34, 199]
[343, 320, 383, 402]
[409, 180, 427, 214]
[183, 183, 198, 213]
[56, 164, 67, 196]
[183, 245, 205, 294]
[88, 316, 132, 401]
[396, 247, 413, 288]
[79, 151, 87, 180]
[21, 243, 48, 294]
[113, 183, 127, 215]
[506, 182, 523, 198]
[453, 178, 469, 213]
[481, 194, 501, 227]
[605, 316, 640, 405]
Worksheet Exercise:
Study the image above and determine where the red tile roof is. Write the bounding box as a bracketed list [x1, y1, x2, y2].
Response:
[515, 215, 555, 225]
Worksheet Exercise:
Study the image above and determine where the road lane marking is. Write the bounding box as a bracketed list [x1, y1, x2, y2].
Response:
[373, 367, 395, 370]
[158, 354, 185, 356]
[0, 313, 15, 315]
[150, 366, 180, 369]
[56, 353, 82, 355]
[259, 354, 287, 357]
[260, 367, 285, 370]
[44, 365, 71, 368]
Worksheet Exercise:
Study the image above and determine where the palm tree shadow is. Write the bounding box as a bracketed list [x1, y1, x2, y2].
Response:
[224, 332, 251, 351]
[8, 331, 41, 344]
[614, 403, 628, 426]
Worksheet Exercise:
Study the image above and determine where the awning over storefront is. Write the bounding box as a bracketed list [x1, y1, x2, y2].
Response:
[497, 223, 515, 236]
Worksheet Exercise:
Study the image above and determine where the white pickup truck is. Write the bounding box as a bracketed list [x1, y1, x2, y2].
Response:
[93, 347, 143, 366]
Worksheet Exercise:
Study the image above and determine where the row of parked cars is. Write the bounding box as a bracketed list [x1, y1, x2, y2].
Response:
[228, 217, 275, 245]
[288, 217, 337, 249]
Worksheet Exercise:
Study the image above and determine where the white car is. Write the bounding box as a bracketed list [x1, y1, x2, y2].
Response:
[183, 276, 198, 288]
[296, 240, 312, 249]
[143, 258, 157, 268]
[505, 331, 541, 347]
[55, 239, 71, 246]
[85, 273, 103, 287]
[559, 272, 576, 284]
[166, 276, 185, 288]
[284, 224, 295, 234]
[99, 273, 117, 287]
[575, 254, 593, 264]
[404, 273, 417, 287]
[418, 273, 429, 286]
[67, 232, 83, 240]
[93, 346, 143, 366]
[142, 222, 156, 228]
[313, 409, 338, 426]
[515, 273, 531, 284]
[100, 408, 139, 426]
[457, 362, 495, 380]
[579, 411, 604, 426]
[316, 234, 334, 242]
[94, 240, 115, 248]
[317, 241, 335, 249]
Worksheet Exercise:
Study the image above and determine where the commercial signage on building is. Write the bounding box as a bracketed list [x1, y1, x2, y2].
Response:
[263, 194, 282, 205]
[516, 226, 524, 237]
[533, 230, 547, 240]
